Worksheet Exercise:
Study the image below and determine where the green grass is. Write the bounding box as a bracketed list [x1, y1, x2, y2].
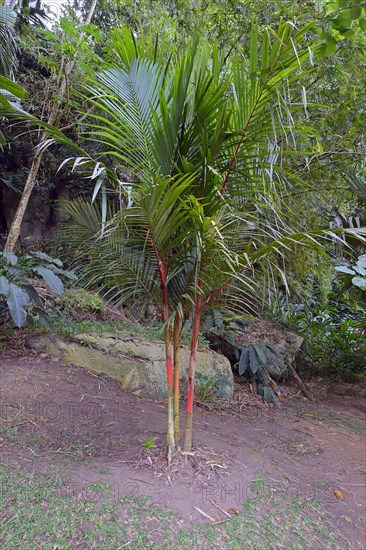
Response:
[1, 313, 209, 348]
[48, 317, 210, 347]
[206, 498, 345, 550]
[292, 406, 366, 437]
[25, 316, 165, 340]
[73, 319, 165, 339]
[0, 465, 178, 549]
[0, 466, 352, 549]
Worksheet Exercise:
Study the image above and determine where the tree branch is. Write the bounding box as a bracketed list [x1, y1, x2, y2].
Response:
[59, 106, 96, 132]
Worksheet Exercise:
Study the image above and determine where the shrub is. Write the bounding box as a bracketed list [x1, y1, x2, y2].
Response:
[0, 251, 76, 327]
[335, 254, 366, 308]
[55, 288, 106, 315]
[287, 304, 366, 380]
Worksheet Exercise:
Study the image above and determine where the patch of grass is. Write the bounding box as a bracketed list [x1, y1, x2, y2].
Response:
[6, 314, 210, 349]
[206, 496, 348, 550]
[292, 406, 366, 437]
[0, 424, 19, 443]
[65, 319, 209, 347]
[0, 465, 180, 549]
[47, 318, 161, 339]
[0, 466, 352, 549]
[71, 320, 166, 341]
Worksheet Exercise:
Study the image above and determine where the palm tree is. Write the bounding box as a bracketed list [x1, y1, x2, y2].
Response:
[0, 1, 26, 114]
[0, 1, 17, 75]
[60, 22, 365, 454]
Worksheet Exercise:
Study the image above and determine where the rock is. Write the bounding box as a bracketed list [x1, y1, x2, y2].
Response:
[2, 186, 51, 243]
[25, 333, 233, 399]
[145, 304, 160, 321]
[205, 319, 304, 388]
[229, 319, 303, 367]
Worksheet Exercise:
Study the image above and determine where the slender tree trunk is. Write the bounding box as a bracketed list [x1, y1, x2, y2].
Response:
[4, 0, 98, 252]
[164, 303, 175, 461]
[173, 313, 181, 446]
[182, 291, 202, 452]
[4, 150, 43, 251]
[151, 243, 175, 459]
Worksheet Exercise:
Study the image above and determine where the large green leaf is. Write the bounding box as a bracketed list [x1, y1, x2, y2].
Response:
[253, 344, 267, 365]
[32, 266, 64, 295]
[356, 255, 366, 274]
[0, 76, 26, 99]
[2, 251, 18, 265]
[238, 347, 250, 375]
[85, 56, 166, 175]
[249, 346, 259, 374]
[31, 251, 63, 267]
[47, 265, 78, 281]
[0, 274, 9, 295]
[352, 276, 366, 289]
[6, 284, 30, 327]
[335, 265, 355, 275]
[22, 284, 43, 307]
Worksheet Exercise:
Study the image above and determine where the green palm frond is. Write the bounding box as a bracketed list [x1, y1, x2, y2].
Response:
[62, 174, 198, 309]
[0, 2, 17, 76]
[85, 57, 166, 173]
[0, 3, 23, 125]
[0, 4, 15, 76]
[0, 3, 16, 27]
[107, 26, 169, 69]
[345, 173, 366, 198]
[0, 21, 17, 76]
[72, 21, 320, 208]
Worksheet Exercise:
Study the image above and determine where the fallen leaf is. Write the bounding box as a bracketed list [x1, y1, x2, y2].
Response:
[342, 515, 352, 523]
[334, 490, 345, 501]
[227, 508, 240, 515]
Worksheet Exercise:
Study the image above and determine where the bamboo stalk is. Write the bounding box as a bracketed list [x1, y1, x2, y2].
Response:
[173, 313, 181, 447]
[193, 506, 216, 522]
[182, 290, 202, 452]
[150, 242, 175, 458]
[164, 303, 175, 460]
[210, 499, 232, 518]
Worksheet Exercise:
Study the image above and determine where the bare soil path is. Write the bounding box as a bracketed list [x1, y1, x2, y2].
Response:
[1, 349, 365, 548]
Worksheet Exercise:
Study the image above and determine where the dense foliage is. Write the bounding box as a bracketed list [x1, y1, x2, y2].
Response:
[0, 250, 75, 326]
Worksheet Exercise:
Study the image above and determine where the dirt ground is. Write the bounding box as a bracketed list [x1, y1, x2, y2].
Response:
[1, 348, 365, 548]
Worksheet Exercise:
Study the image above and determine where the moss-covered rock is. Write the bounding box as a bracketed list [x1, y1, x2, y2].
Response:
[26, 332, 233, 399]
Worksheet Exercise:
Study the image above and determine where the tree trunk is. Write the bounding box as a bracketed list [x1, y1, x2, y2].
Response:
[288, 363, 314, 401]
[4, 149, 43, 251]
[3, 0, 98, 252]
[164, 307, 175, 461]
[182, 292, 202, 452]
[173, 313, 181, 446]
